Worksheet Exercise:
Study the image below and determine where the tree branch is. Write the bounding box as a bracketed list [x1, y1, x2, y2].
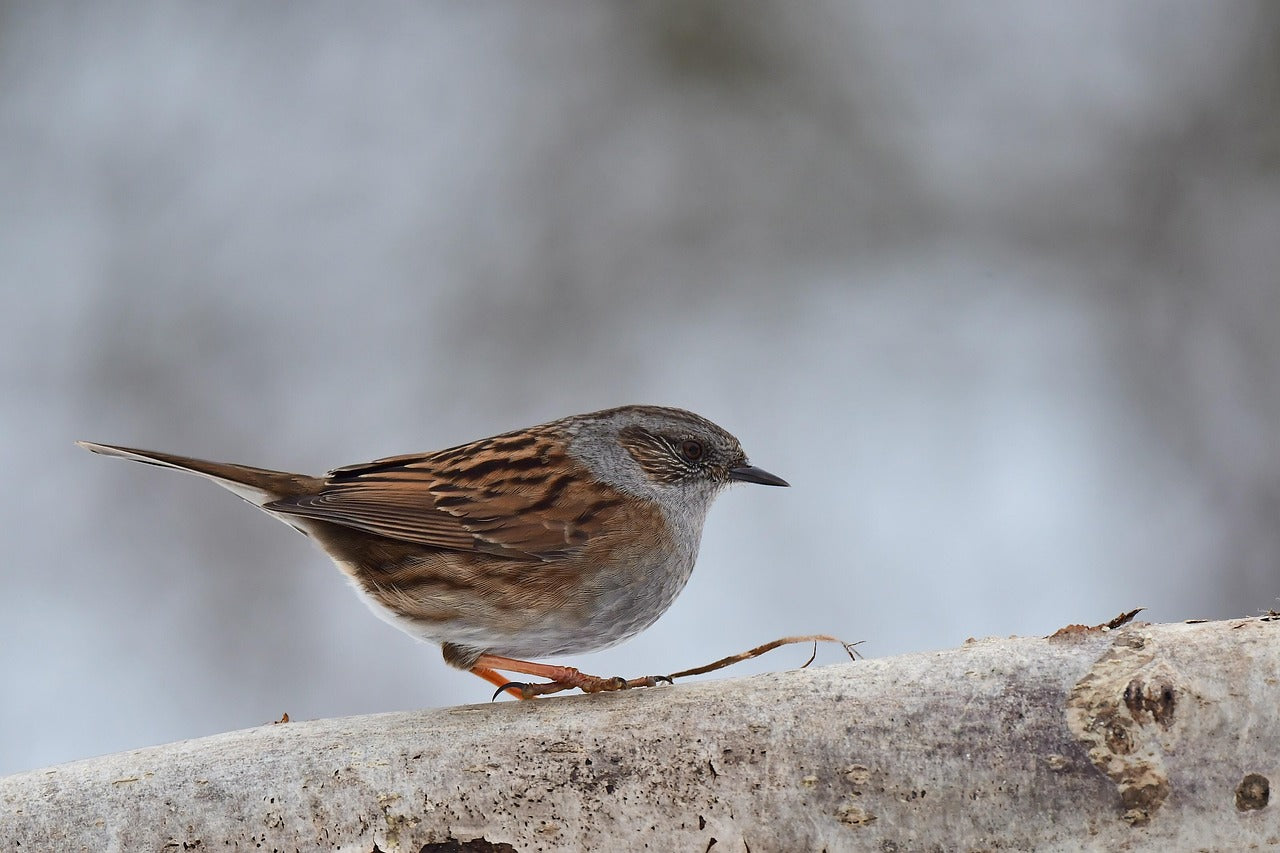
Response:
[3, 617, 1276, 850]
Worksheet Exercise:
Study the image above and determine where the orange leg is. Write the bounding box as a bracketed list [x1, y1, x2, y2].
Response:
[467, 665, 527, 700]
[471, 653, 671, 700]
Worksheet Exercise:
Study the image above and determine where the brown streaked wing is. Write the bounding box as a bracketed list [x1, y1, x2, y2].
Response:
[263, 431, 624, 561]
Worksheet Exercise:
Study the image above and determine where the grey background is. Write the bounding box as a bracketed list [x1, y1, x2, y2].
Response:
[3, 3, 1278, 776]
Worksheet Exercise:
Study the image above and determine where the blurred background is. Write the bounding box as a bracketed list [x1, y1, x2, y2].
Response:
[3, 2, 1278, 776]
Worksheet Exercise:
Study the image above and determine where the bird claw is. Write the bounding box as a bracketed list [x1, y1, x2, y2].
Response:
[492, 681, 526, 701]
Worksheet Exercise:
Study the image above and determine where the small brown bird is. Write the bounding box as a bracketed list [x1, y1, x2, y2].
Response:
[78, 405, 788, 698]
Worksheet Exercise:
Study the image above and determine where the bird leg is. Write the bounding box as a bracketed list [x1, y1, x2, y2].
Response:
[466, 665, 528, 700]
[470, 653, 672, 701]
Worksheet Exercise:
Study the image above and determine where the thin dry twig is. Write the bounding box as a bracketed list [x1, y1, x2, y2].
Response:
[665, 634, 859, 681]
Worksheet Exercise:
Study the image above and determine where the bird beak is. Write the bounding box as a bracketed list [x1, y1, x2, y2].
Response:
[729, 465, 789, 487]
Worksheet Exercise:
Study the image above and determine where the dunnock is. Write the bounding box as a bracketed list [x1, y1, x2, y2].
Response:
[78, 405, 788, 698]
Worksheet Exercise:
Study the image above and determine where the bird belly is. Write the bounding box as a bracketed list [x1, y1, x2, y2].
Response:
[330, 546, 699, 660]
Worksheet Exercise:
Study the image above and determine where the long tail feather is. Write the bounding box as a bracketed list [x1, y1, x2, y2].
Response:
[76, 441, 318, 505]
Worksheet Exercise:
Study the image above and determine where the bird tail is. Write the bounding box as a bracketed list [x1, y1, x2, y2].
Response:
[75, 441, 319, 505]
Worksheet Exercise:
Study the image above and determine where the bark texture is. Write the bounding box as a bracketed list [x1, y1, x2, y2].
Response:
[2, 617, 1277, 851]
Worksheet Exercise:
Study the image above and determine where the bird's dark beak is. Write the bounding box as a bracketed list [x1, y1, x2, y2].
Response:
[729, 465, 789, 487]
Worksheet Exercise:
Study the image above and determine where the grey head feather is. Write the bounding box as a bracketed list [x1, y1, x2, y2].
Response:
[563, 405, 748, 536]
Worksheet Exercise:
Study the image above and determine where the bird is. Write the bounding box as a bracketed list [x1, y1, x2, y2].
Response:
[78, 405, 789, 699]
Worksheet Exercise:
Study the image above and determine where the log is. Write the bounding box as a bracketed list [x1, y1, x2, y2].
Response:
[2, 617, 1276, 851]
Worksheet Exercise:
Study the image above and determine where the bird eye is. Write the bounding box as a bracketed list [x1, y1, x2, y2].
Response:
[679, 440, 704, 462]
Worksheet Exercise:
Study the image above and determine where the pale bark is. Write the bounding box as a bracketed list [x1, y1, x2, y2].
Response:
[2, 617, 1277, 851]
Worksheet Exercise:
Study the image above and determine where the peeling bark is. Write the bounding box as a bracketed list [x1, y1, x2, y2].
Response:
[2, 618, 1277, 851]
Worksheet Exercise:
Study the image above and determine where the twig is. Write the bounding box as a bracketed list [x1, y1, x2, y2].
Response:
[666, 635, 858, 681]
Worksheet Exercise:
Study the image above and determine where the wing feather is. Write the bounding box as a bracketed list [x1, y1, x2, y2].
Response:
[264, 430, 623, 561]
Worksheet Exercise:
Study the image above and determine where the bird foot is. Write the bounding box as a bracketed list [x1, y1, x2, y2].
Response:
[493, 672, 673, 701]
[470, 652, 675, 700]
